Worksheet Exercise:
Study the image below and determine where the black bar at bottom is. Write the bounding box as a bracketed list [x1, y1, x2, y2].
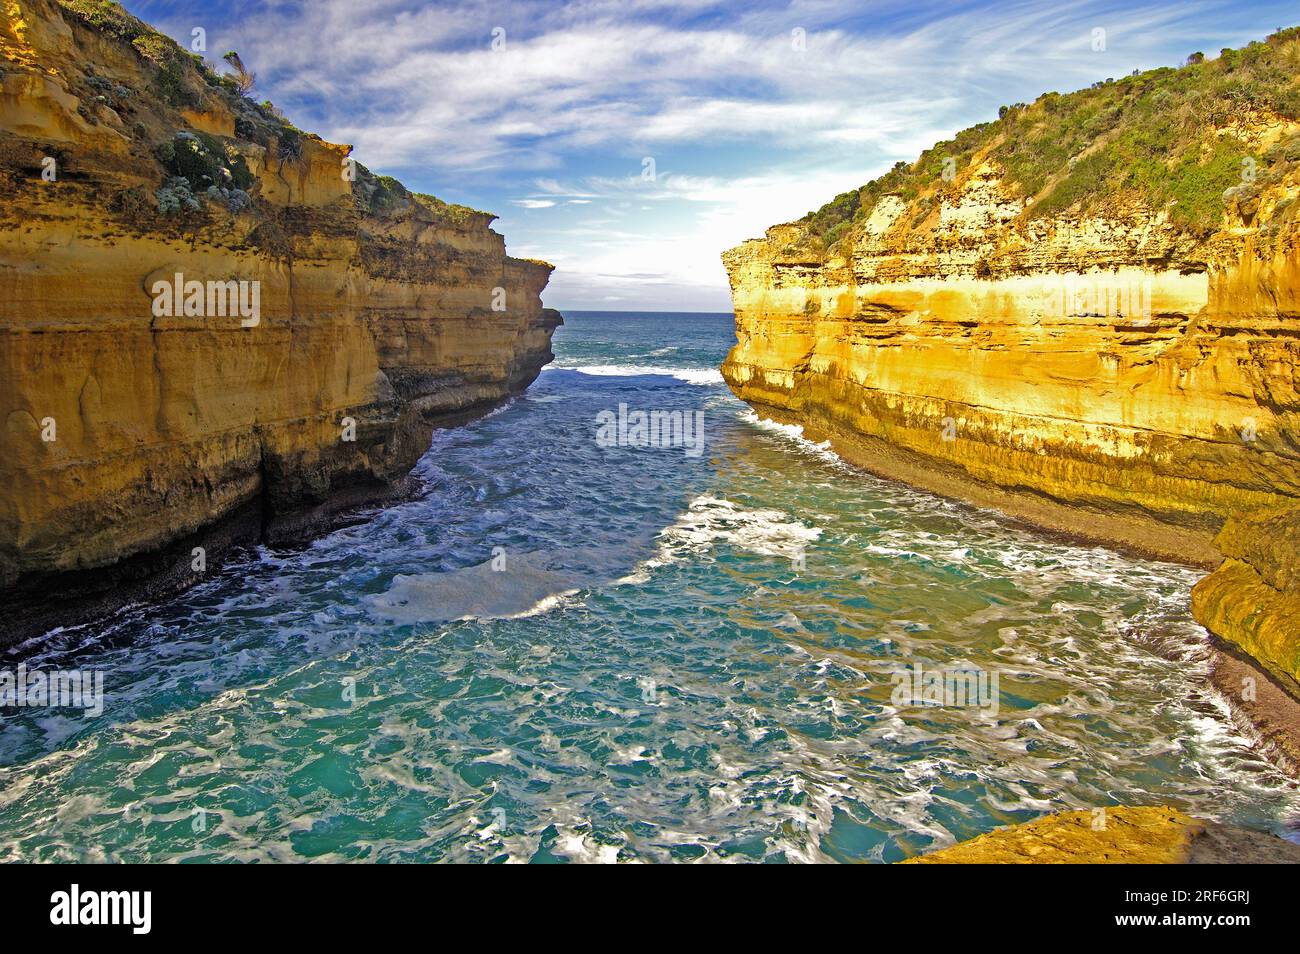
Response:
[0, 863, 1281, 940]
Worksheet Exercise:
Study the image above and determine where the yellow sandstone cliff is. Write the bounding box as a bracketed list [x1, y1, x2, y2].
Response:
[901, 806, 1300, 864]
[723, 30, 1300, 692]
[0, 0, 561, 641]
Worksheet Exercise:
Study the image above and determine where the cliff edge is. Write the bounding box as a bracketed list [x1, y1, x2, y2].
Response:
[0, 0, 562, 643]
[722, 29, 1300, 694]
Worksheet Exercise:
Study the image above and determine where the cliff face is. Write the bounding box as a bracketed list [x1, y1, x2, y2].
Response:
[723, 31, 1300, 690]
[0, 0, 561, 641]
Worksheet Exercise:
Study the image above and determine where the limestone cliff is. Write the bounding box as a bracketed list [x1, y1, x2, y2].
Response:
[723, 30, 1300, 690]
[0, 0, 561, 642]
[900, 806, 1300, 864]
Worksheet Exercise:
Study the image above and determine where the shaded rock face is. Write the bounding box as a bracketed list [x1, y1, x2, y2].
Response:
[722, 64, 1300, 689]
[0, 0, 562, 642]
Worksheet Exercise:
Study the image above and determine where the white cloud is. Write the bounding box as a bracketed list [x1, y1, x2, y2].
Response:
[173, 0, 1292, 171]
[169, 0, 1295, 309]
[518, 163, 873, 309]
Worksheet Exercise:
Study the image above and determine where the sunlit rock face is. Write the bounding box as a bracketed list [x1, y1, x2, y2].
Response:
[723, 123, 1300, 688]
[0, 0, 561, 639]
[901, 806, 1300, 864]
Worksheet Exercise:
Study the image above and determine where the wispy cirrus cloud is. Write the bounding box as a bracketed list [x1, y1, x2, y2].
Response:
[130, 0, 1299, 308]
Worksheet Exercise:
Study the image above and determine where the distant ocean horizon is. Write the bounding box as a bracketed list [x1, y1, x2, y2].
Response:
[550, 308, 736, 315]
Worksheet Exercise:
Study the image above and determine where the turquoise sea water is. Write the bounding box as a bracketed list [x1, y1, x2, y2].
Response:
[2, 310, 1297, 862]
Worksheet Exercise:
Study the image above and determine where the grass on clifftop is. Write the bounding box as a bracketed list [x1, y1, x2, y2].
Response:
[351, 164, 489, 225]
[800, 26, 1300, 249]
[55, 0, 491, 227]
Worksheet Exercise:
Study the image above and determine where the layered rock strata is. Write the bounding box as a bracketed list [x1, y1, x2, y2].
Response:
[723, 31, 1300, 691]
[0, 0, 561, 642]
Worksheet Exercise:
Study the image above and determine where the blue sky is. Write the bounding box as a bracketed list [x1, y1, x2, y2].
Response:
[126, 0, 1298, 310]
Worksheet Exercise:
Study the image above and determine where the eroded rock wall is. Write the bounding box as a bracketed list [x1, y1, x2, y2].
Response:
[0, 0, 561, 640]
[723, 105, 1300, 688]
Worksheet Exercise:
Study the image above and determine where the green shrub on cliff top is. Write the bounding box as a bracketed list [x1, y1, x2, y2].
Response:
[154, 131, 254, 208]
[800, 25, 1300, 246]
[61, 0, 492, 230]
[414, 192, 487, 226]
[348, 163, 486, 224]
[798, 122, 996, 250]
[59, 1, 201, 107]
[352, 165, 411, 215]
[58, 0, 147, 41]
[155, 176, 199, 215]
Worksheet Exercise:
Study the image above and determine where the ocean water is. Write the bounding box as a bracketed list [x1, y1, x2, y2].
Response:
[2, 310, 1297, 863]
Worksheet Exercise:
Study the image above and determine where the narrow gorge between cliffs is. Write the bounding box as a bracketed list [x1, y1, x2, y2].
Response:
[3, 0, 1300, 868]
[2, 312, 1297, 863]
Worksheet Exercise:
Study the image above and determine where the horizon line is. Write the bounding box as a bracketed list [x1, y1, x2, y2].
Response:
[548, 308, 736, 314]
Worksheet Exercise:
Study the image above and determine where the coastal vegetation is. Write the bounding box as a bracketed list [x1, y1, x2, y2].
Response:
[801, 26, 1300, 249]
[52, 1, 495, 233]
[57, 2, 317, 217]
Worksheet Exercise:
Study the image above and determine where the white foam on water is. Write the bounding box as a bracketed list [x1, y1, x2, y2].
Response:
[10, 317, 1300, 863]
[625, 346, 680, 358]
[367, 555, 580, 624]
[552, 829, 623, 864]
[739, 410, 846, 466]
[549, 364, 724, 385]
[653, 494, 822, 563]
